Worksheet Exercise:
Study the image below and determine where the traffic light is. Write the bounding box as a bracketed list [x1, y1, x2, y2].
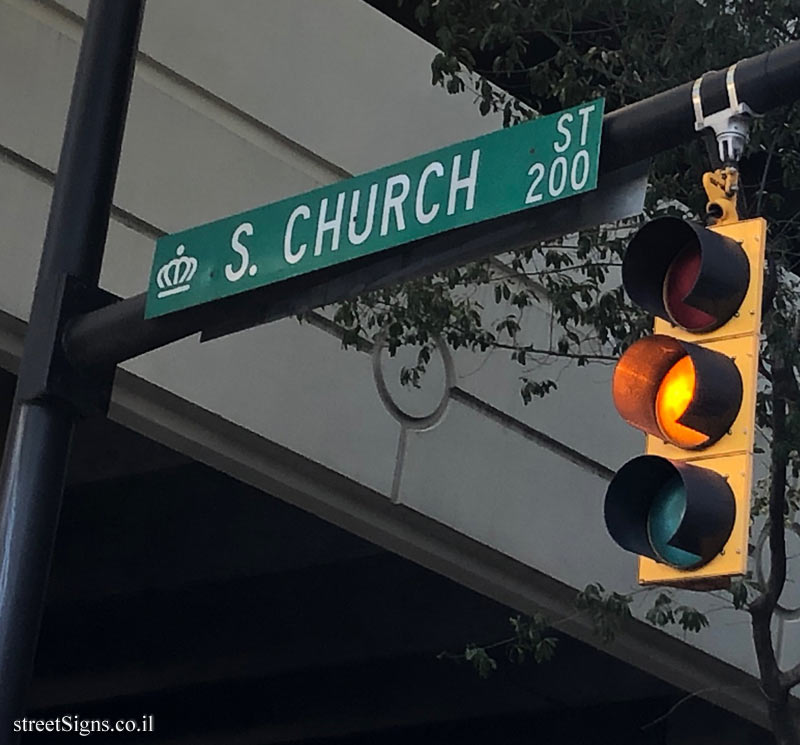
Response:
[604, 185, 766, 587]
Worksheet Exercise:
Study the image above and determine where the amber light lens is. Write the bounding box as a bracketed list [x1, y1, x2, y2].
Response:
[655, 355, 709, 448]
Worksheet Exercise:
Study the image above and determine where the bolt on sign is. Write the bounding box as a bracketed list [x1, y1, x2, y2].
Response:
[145, 99, 605, 318]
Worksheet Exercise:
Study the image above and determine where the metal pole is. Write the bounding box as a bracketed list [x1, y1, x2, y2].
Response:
[601, 38, 800, 172]
[0, 0, 144, 735]
[63, 38, 800, 369]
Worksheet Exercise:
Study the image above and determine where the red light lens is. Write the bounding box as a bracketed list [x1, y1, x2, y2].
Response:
[663, 244, 716, 331]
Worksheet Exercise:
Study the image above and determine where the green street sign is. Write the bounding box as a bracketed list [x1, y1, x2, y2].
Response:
[145, 99, 605, 318]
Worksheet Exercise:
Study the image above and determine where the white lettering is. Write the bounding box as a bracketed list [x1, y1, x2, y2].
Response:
[525, 163, 545, 204]
[381, 174, 411, 236]
[549, 156, 568, 196]
[348, 184, 379, 245]
[578, 104, 597, 146]
[447, 149, 480, 215]
[314, 192, 346, 255]
[225, 222, 253, 282]
[554, 112, 573, 153]
[415, 161, 444, 224]
[570, 150, 590, 190]
[284, 205, 311, 265]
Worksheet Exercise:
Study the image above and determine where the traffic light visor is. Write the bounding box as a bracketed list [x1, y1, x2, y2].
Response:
[604, 455, 735, 568]
[622, 217, 749, 332]
[612, 335, 742, 450]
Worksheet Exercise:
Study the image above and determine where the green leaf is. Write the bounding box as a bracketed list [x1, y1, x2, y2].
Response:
[464, 644, 498, 678]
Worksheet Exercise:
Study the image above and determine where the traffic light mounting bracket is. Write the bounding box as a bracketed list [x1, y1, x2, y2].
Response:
[692, 61, 759, 167]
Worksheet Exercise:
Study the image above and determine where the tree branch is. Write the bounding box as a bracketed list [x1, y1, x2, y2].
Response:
[489, 341, 619, 362]
[487, 261, 623, 280]
[765, 360, 789, 611]
[781, 658, 800, 690]
[749, 338, 799, 741]
[756, 135, 779, 216]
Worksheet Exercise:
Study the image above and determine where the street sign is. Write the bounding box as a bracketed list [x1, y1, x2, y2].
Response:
[145, 99, 605, 318]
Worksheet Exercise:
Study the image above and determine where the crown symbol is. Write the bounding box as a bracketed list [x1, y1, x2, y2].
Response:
[156, 245, 198, 298]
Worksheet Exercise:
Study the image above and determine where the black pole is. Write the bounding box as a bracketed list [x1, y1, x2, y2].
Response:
[600, 37, 800, 172]
[0, 0, 144, 735]
[63, 38, 800, 369]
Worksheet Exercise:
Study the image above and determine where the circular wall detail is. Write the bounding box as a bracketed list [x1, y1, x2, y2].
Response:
[372, 335, 454, 429]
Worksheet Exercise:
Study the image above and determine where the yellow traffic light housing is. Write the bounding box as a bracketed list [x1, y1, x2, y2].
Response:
[604, 187, 765, 587]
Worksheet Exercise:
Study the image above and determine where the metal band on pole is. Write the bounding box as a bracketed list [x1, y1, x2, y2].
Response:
[726, 63, 741, 109]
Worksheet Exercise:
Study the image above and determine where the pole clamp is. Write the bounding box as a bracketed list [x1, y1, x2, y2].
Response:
[692, 62, 757, 166]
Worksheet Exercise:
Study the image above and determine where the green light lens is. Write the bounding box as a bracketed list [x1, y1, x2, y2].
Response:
[647, 475, 702, 568]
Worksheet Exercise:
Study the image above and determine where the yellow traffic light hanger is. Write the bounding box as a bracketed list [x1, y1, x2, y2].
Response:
[703, 166, 740, 226]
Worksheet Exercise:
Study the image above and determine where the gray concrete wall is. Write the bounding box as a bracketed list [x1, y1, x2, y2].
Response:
[1, 0, 797, 725]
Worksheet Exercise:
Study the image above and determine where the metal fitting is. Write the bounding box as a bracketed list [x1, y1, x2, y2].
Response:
[693, 63, 756, 166]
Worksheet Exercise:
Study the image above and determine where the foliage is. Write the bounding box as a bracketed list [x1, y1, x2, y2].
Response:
[462, 643, 497, 678]
[334, 0, 800, 406]
[440, 612, 558, 678]
[574, 582, 634, 643]
[645, 592, 710, 633]
[443, 582, 715, 680]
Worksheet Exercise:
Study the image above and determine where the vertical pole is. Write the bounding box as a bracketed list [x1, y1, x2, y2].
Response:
[0, 0, 144, 735]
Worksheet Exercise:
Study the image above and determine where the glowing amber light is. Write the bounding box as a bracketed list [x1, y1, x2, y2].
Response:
[655, 355, 708, 448]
